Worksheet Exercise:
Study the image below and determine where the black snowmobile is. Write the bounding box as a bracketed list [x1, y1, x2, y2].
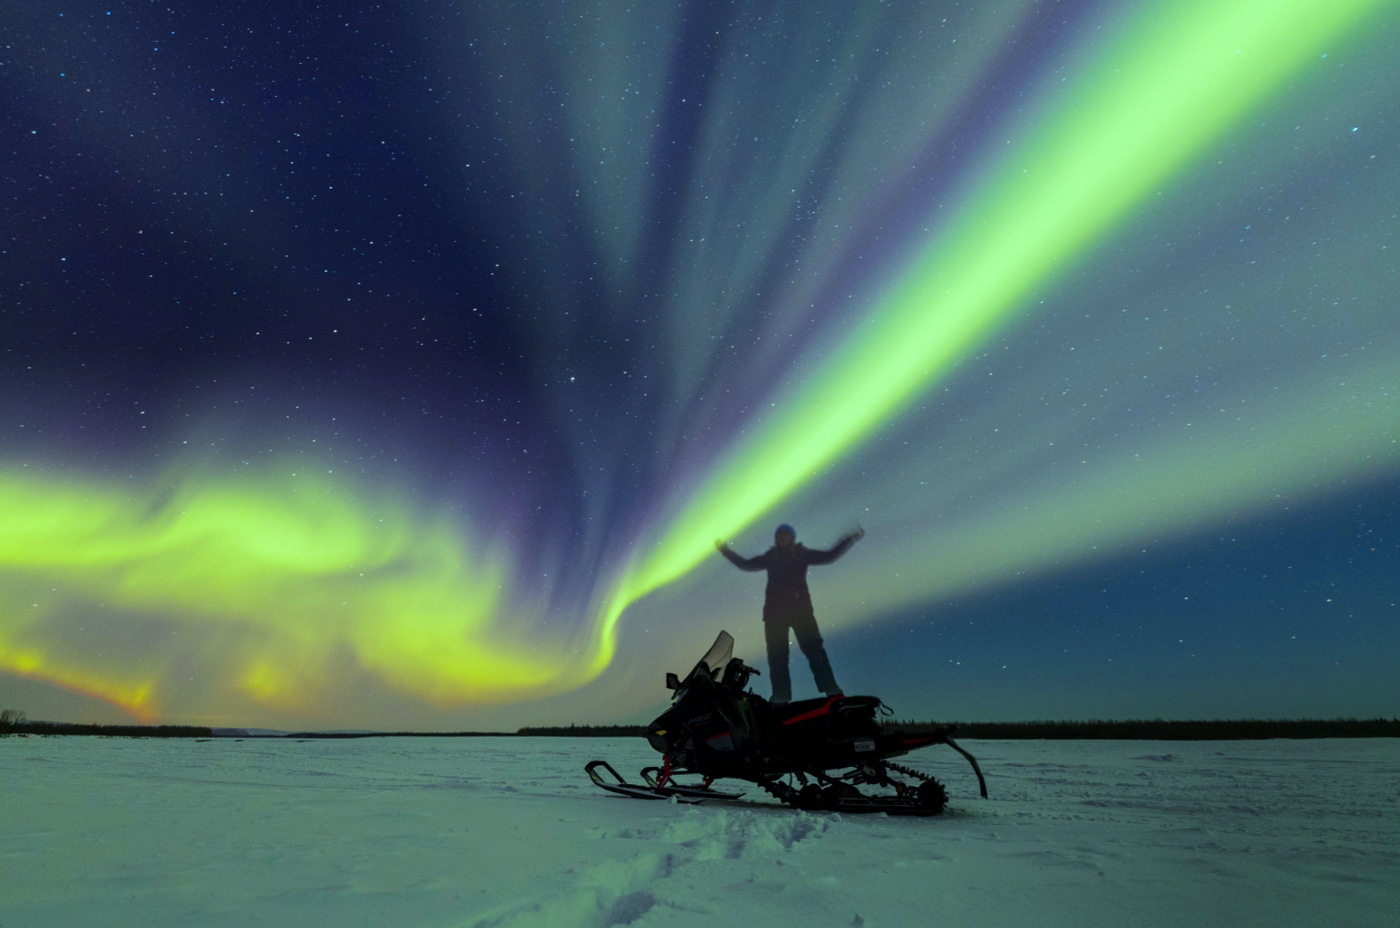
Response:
[586, 631, 987, 816]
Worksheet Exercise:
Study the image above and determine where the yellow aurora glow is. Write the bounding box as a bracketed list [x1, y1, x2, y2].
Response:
[0, 468, 561, 720]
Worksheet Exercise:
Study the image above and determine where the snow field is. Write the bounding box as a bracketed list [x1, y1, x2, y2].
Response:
[2, 736, 1396, 927]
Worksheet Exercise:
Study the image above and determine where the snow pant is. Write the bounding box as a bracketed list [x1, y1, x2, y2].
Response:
[763, 612, 840, 702]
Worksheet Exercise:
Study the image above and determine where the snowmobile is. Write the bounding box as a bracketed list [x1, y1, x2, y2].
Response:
[586, 631, 987, 816]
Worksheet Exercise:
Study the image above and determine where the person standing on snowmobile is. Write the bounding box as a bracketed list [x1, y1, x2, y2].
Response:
[714, 524, 864, 705]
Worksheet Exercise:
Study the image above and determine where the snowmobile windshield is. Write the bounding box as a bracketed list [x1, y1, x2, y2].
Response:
[690, 631, 734, 684]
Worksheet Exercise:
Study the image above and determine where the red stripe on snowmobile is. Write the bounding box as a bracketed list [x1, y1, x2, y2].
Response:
[900, 736, 937, 746]
[781, 695, 842, 726]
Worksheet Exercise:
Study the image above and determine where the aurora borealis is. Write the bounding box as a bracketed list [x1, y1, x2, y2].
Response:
[2, 0, 1397, 728]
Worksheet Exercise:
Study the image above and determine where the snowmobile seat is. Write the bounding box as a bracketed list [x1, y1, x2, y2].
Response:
[770, 695, 836, 725]
[769, 694, 879, 727]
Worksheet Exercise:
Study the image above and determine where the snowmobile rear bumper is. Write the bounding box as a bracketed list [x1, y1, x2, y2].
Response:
[885, 727, 988, 799]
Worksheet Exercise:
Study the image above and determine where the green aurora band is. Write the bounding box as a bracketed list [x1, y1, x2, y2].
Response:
[2, 0, 1395, 722]
[588, 0, 1396, 671]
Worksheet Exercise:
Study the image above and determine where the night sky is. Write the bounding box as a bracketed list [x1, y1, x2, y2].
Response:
[2, 0, 1397, 729]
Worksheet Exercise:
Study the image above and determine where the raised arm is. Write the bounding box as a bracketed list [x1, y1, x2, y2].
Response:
[805, 528, 864, 565]
[716, 541, 768, 572]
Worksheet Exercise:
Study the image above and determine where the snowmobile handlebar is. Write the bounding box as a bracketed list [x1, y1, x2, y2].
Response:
[717, 657, 761, 693]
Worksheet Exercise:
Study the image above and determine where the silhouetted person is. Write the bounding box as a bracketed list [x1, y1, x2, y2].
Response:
[715, 524, 864, 705]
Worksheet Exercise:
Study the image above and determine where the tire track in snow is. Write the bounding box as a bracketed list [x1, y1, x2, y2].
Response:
[458, 807, 842, 928]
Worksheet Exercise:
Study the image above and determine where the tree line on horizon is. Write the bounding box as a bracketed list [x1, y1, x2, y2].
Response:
[883, 718, 1400, 740]
[5, 709, 1397, 740]
[518, 718, 1400, 739]
[1, 709, 213, 738]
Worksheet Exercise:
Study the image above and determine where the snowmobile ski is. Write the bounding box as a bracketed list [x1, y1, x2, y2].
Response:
[585, 760, 706, 803]
[639, 766, 746, 800]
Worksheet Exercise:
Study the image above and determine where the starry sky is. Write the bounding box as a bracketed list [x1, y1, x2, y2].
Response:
[2, 0, 1397, 729]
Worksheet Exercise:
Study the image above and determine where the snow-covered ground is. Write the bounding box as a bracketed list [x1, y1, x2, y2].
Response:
[2, 735, 1395, 927]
